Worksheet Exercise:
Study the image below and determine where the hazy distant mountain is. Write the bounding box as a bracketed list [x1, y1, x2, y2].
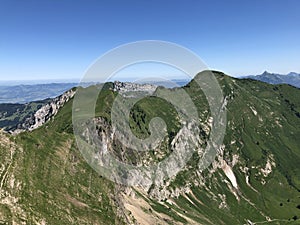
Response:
[0, 83, 78, 104]
[244, 71, 300, 88]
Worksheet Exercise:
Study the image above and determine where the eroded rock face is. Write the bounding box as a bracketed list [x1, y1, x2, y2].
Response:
[79, 116, 207, 200]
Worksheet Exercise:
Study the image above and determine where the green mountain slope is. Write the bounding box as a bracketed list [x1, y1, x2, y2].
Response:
[0, 71, 300, 224]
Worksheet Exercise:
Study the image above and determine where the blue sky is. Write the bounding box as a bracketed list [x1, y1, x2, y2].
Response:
[0, 0, 299, 81]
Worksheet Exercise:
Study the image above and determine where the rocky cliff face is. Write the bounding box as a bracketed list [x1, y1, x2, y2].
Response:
[12, 89, 75, 134]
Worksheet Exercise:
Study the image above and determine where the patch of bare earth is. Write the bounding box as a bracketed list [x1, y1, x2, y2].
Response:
[121, 189, 172, 225]
[64, 194, 89, 208]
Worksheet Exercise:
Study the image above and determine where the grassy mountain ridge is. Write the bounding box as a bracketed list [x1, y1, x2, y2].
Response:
[0, 71, 300, 224]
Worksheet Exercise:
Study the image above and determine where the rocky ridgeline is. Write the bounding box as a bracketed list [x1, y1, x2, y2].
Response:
[7, 81, 156, 134]
[113, 81, 157, 97]
[12, 89, 76, 134]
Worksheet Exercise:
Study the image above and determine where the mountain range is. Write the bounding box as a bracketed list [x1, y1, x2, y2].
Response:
[0, 71, 299, 224]
[244, 71, 300, 88]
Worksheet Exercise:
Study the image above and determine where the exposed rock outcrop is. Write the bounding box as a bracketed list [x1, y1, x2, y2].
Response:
[113, 81, 157, 97]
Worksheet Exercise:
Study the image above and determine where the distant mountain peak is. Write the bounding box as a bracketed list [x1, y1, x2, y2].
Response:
[261, 70, 272, 76]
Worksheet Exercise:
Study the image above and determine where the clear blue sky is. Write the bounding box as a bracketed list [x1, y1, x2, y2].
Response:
[0, 0, 299, 81]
